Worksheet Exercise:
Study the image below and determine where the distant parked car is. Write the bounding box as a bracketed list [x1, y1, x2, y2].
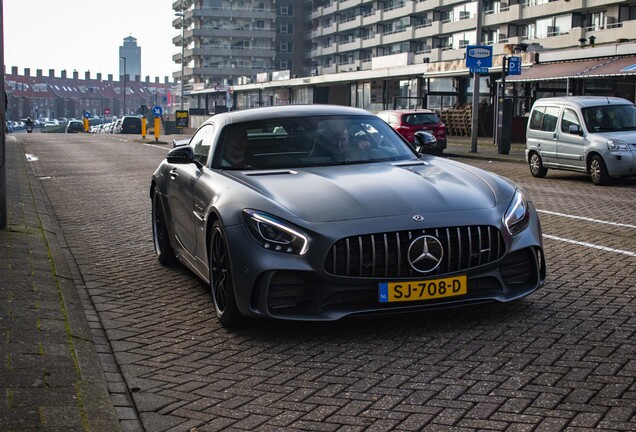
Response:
[119, 116, 142, 134]
[66, 120, 84, 133]
[376, 109, 447, 155]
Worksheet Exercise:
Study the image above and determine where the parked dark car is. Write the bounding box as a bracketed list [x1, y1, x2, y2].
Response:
[150, 105, 545, 327]
[65, 120, 84, 133]
[119, 116, 142, 134]
[377, 109, 447, 155]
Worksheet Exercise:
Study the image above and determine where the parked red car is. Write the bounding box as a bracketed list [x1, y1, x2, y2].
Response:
[377, 109, 447, 155]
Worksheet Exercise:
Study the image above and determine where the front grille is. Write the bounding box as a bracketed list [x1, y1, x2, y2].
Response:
[325, 225, 505, 278]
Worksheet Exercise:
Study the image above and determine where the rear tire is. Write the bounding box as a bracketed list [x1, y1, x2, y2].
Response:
[529, 152, 548, 178]
[589, 155, 610, 185]
[209, 221, 243, 327]
[152, 186, 176, 265]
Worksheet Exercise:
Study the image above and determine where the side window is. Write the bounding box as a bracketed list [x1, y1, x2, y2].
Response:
[191, 125, 214, 166]
[561, 108, 581, 133]
[529, 107, 545, 130]
[540, 106, 560, 132]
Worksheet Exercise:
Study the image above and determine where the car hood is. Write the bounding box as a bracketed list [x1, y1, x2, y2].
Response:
[229, 159, 506, 222]
[590, 130, 636, 144]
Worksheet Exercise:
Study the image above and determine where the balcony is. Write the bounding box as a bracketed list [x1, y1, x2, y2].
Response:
[321, 22, 338, 36]
[483, 4, 521, 25]
[520, 0, 578, 20]
[337, 61, 361, 73]
[362, 10, 381, 26]
[362, 33, 382, 48]
[323, 43, 338, 55]
[415, 0, 441, 13]
[321, 64, 338, 74]
[440, 16, 476, 34]
[338, 0, 363, 11]
[383, 2, 415, 21]
[338, 15, 362, 32]
[338, 38, 363, 52]
[324, 2, 337, 15]
[382, 27, 413, 45]
[414, 20, 441, 39]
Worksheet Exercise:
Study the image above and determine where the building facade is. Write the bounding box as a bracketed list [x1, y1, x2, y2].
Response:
[178, 0, 636, 117]
[171, 0, 312, 107]
[4, 66, 175, 122]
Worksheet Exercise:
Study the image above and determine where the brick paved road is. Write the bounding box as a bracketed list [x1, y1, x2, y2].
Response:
[15, 133, 636, 431]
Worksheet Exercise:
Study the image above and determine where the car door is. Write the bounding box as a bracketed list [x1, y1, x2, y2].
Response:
[528, 105, 561, 165]
[166, 125, 214, 258]
[556, 107, 586, 170]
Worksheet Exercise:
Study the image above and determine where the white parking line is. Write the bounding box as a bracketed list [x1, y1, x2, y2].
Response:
[144, 143, 169, 151]
[543, 234, 636, 257]
[538, 209, 636, 230]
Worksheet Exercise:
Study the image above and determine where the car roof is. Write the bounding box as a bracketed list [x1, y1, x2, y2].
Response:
[377, 109, 436, 114]
[202, 105, 373, 127]
[532, 96, 633, 108]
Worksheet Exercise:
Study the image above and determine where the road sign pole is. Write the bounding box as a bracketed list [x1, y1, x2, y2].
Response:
[470, 0, 483, 153]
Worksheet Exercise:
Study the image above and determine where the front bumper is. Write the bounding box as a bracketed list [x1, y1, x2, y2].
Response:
[224, 207, 545, 322]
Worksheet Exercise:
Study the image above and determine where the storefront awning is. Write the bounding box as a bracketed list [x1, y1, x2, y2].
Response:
[505, 58, 606, 82]
[578, 55, 636, 77]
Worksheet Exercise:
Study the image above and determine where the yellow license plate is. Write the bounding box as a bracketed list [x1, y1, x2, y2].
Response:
[379, 275, 467, 303]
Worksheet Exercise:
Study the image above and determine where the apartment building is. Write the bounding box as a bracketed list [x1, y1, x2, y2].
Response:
[172, 0, 311, 90]
[179, 0, 636, 123]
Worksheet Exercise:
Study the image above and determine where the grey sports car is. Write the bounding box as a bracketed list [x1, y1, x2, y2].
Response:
[151, 105, 546, 327]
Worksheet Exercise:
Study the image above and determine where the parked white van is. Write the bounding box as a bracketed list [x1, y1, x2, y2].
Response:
[525, 96, 636, 185]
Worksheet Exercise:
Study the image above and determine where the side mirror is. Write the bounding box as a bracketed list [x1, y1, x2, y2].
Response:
[568, 124, 583, 136]
[414, 131, 437, 152]
[167, 145, 195, 164]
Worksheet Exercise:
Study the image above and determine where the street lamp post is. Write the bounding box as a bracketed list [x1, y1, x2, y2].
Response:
[175, 11, 185, 110]
[120, 56, 126, 116]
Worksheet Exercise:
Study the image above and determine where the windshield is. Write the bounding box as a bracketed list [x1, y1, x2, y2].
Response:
[402, 112, 440, 126]
[582, 104, 636, 132]
[213, 115, 418, 169]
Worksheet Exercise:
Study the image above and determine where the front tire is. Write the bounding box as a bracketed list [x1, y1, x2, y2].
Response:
[152, 186, 176, 265]
[589, 155, 610, 185]
[529, 152, 548, 178]
[209, 221, 243, 327]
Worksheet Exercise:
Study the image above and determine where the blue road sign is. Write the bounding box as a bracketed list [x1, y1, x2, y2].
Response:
[83, 111, 91, 119]
[508, 56, 522, 75]
[162, 96, 168, 103]
[152, 105, 163, 117]
[466, 45, 493, 72]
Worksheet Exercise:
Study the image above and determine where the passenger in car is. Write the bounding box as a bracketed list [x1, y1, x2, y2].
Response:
[332, 123, 372, 160]
[221, 128, 249, 167]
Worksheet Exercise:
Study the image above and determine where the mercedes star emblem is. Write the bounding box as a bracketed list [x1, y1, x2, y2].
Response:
[407, 235, 444, 273]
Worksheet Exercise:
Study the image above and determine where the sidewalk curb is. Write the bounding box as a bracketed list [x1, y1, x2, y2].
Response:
[16, 138, 124, 431]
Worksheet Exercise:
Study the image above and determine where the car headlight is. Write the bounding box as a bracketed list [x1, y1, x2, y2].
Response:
[607, 140, 629, 151]
[504, 189, 530, 236]
[243, 209, 310, 255]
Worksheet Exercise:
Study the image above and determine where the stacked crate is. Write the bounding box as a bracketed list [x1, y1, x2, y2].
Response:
[440, 104, 472, 136]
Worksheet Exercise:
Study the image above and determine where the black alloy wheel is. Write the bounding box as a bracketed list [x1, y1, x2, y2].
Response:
[152, 186, 176, 265]
[209, 221, 242, 327]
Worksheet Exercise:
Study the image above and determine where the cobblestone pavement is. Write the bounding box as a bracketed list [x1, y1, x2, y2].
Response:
[2, 132, 635, 431]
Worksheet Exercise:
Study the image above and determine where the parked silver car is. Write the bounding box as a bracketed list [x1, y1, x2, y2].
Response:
[525, 96, 636, 185]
